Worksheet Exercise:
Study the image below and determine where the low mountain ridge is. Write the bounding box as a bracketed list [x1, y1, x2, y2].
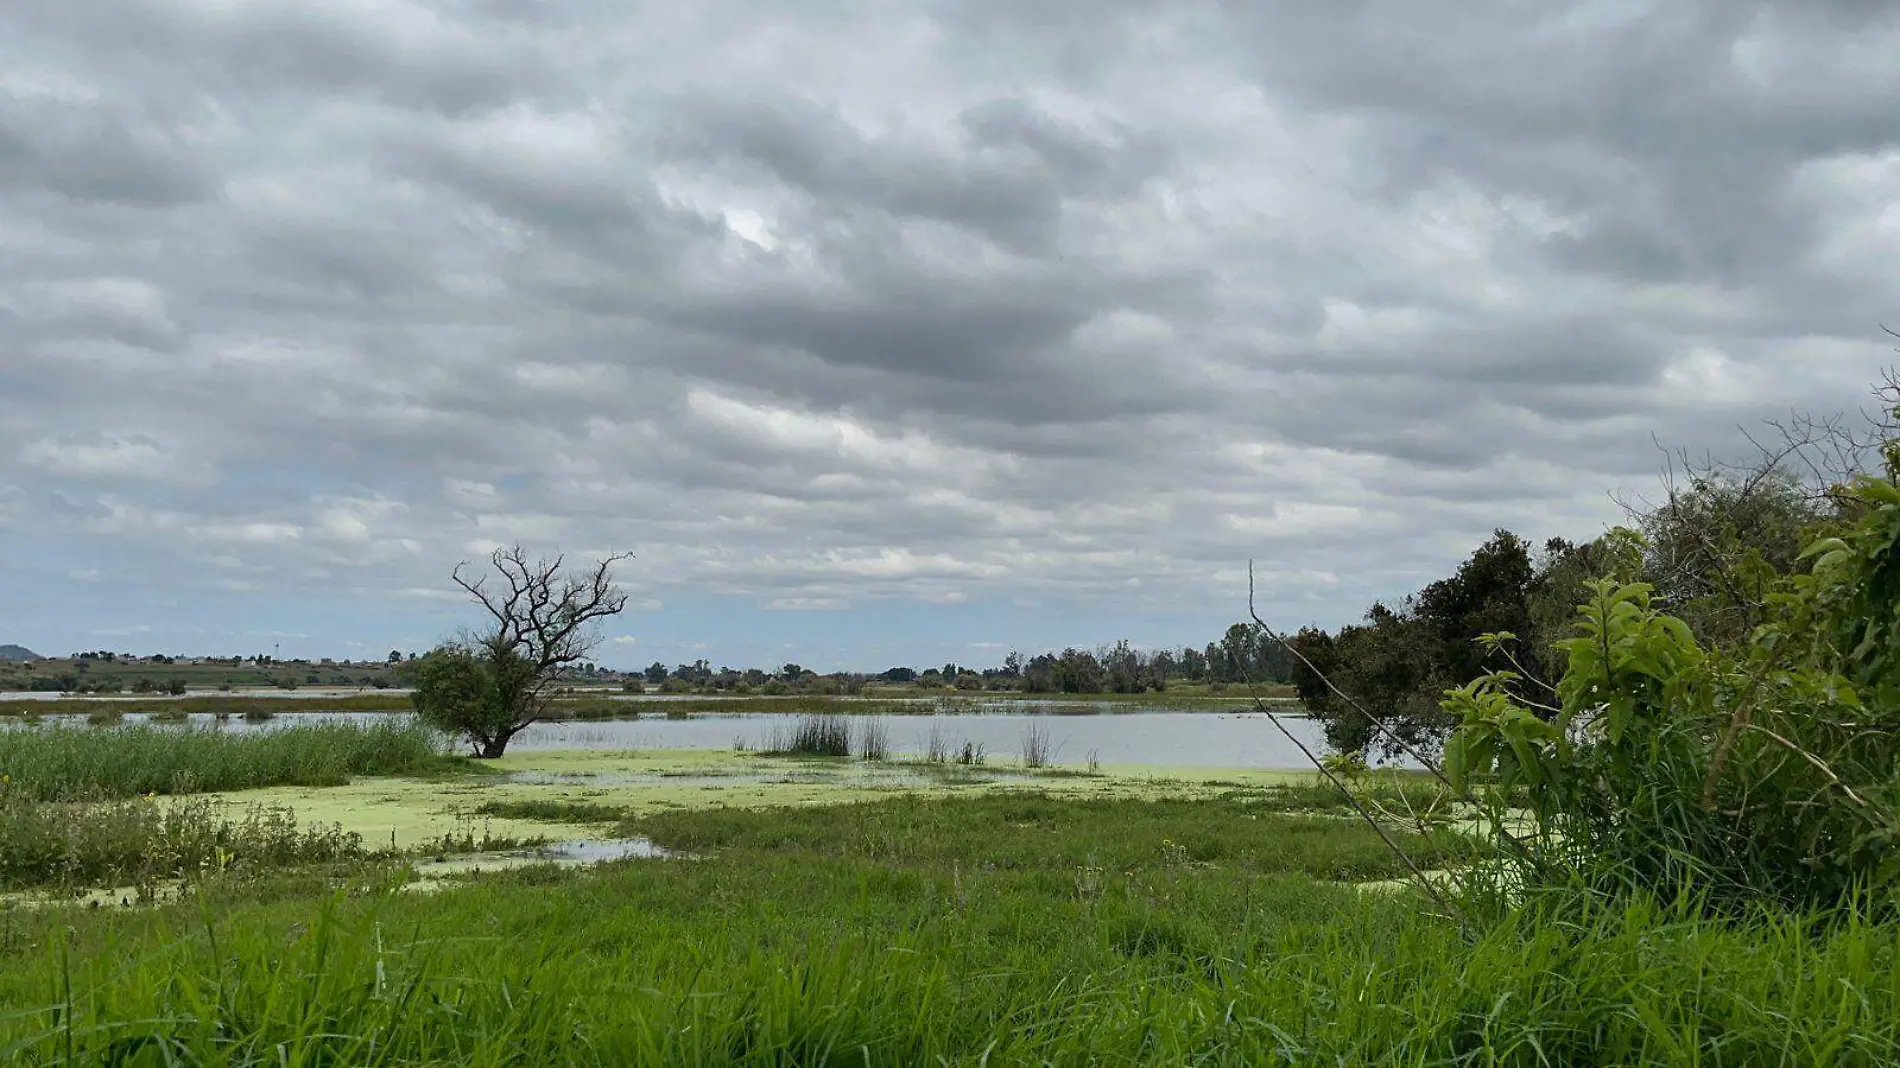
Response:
[0, 644, 43, 662]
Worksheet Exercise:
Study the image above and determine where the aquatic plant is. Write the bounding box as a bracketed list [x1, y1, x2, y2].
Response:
[0, 720, 445, 802]
[765, 714, 852, 757]
[1020, 723, 1057, 768]
[854, 717, 890, 761]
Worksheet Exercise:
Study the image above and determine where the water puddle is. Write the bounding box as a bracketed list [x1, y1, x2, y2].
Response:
[0, 884, 186, 910]
[1, 837, 671, 910]
[407, 836, 670, 882]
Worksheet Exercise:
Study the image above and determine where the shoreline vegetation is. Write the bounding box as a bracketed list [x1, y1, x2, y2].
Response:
[0, 720, 449, 801]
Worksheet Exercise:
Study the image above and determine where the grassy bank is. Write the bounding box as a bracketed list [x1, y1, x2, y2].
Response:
[0, 792, 1891, 1064]
[0, 720, 446, 801]
[0, 657, 401, 692]
[0, 693, 415, 718]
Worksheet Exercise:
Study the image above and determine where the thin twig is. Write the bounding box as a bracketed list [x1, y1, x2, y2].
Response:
[1700, 649, 1785, 810]
[1238, 657, 1465, 927]
[1741, 723, 1876, 811]
[1247, 562, 1541, 866]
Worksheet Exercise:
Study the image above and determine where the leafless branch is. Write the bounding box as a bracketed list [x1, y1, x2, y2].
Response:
[1741, 723, 1876, 812]
[443, 544, 634, 755]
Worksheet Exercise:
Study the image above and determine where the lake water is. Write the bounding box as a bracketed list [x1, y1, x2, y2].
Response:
[1, 708, 1353, 769]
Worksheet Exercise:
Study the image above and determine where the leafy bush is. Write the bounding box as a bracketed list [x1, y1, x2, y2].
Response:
[1444, 473, 1900, 909]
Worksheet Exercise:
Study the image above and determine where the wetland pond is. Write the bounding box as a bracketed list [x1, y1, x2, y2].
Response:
[9, 709, 1356, 769]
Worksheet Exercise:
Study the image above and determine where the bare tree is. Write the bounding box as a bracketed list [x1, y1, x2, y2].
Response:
[411, 545, 632, 757]
[1613, 356, 1899, 646]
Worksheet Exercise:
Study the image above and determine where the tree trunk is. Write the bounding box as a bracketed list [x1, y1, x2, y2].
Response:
[478, 731, 514, 759]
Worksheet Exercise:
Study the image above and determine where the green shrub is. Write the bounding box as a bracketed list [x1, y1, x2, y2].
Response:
[1444, 473, 1900, 909]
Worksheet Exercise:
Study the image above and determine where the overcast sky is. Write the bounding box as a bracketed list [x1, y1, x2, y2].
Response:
[3, 0, 1898, 670]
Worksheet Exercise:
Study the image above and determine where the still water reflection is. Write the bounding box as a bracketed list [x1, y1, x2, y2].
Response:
[5, 709, 1372, 769]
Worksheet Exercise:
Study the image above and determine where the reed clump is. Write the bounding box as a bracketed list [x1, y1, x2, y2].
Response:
[764, 714, 852, 757]
[0, 720, 444, 802]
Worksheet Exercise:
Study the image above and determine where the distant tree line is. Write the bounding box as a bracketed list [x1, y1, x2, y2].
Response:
[619, 625, 1298, 698]
[1, 650, 408, 694]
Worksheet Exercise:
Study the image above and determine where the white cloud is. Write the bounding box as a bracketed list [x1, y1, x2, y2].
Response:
[19, 435, 210, 483]
[392, 588, 465, 602]
[193, 522, 303, 545]
[611, 634, 639, 645]
[67, 568, 102, 582]
[445, 479, 505, 511]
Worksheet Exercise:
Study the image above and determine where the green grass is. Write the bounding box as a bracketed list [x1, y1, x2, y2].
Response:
[622, 792, 1481, 882]
[0, 791, 366, 892]
[0, 793, 1893, 1064]
[475, 799, 629, 824]
[0, 720, 447, 801]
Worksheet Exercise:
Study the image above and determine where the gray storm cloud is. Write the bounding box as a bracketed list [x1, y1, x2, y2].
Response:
[2, 0, 1897, 645]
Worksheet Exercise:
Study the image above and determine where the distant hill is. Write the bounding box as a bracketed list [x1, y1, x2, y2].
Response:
[0, 644, 42, 662]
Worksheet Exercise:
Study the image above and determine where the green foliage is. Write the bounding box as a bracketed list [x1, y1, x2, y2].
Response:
[0, 654, 403, 694]
[406, 640, 539, 757]
[0, 720, 444, 802]
[474, 799, 629, 824]
[1293, 460, 1841, 760]
[1295, 530, 1544, 757]
[1444, 474, 1900, 909]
